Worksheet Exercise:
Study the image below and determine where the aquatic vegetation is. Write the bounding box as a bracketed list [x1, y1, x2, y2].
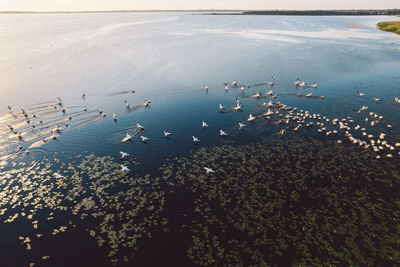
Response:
[160, 137, 400, 266]
[1, 86, 400, 266]
[1, 132, 400, 266]
[377, 21, 400, 35]
[0, 154, 165, 266]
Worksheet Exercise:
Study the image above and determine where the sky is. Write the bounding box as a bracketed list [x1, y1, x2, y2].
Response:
[0, 0, 399, 12]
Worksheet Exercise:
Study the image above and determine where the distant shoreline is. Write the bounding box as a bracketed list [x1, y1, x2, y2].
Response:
[0, 9, 399, 15]
[214, 9, 400, 16]
[0, 10, 236, 14]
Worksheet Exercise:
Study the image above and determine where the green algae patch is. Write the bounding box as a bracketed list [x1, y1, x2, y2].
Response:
[161, 137, 400, 266]
[1, 136, 400, 266]
[377, 21, 400, 35]
[0, 154, 166, 266]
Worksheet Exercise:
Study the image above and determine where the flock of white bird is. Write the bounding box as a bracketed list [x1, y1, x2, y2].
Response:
[4, 76, 400, 176]
[114, 77, 400, 174]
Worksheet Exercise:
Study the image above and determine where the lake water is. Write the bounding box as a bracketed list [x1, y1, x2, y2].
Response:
[0, 13, 400, 266]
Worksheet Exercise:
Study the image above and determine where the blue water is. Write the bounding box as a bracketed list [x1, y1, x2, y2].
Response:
[1, 12, 400, 266]
[1, 13, 400, 165]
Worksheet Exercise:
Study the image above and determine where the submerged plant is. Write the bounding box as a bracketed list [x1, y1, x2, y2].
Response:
[0, 136, 399, 266]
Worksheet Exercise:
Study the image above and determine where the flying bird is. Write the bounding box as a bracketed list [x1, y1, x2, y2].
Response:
[203, 167, 215, 174]
[219, 129, 228, 137]
[140, 136, 150, 143]
[201, 120, 209, 128]
[121, 132, 133, 143]
[121, 164, 130, 172]
[248, 114, 256, 122]
[119, 151, 129, 159]
[162, 130, 173, 138]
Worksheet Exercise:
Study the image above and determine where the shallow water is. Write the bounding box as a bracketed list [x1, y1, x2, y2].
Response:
[0, 12, 400, 266]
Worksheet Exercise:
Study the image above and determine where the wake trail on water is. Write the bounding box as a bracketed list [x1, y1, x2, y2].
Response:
[106, 90, 136, 96]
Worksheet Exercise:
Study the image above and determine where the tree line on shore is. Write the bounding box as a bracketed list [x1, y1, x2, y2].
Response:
[240, 9, 400, 16]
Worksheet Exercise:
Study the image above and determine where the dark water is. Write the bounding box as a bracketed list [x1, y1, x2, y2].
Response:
[0, 13, 400, 266]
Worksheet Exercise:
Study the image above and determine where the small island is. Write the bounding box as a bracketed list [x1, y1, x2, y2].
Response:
[377, 21, 400, 35]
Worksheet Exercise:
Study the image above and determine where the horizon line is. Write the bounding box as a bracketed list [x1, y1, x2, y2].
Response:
[0, 8, 399, 14]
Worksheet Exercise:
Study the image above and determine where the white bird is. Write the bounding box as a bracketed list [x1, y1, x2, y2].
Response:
[232, 103, 243, 111]
[140, 136, 150, 143]
[162, 130, 173, 138]
[125, 100, 130, 109]
[119, 151, 129, 159]
[372, 97, 382, 102]
[268, 77, 275, 86]
[203, 167, 215, 174]
[121, 164, 130, 172]
[312, 82, 318, 88]
[219, 104, 225, 111]
[305, 92, 313, 97]
[192, 136, 200, 143]
[54, 173, 64, 179]
[357, 105, 368, 113]
[279, 129, 286, 136]
[357, 91, 365, 97]
[235, 97, 241, 105]
[248, 114, 256, 122]
[264, 109, 274, 116]
[238, 122, 246, 130]
[266, 89, 274, 95]
[300, 81, 306, 87]
[201, 120, 209, 128]
[255, 92, 261, 98]
[136, 123, 144, 130]
[121, 132, 133, 143]
[225, 86, 229, 91]
[219, 129, 228, 137]
[240, 86, 245, 91]
[205, 85, 209, 91]
[113, 113, 117, 121]
[294, 78, 300, 85]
